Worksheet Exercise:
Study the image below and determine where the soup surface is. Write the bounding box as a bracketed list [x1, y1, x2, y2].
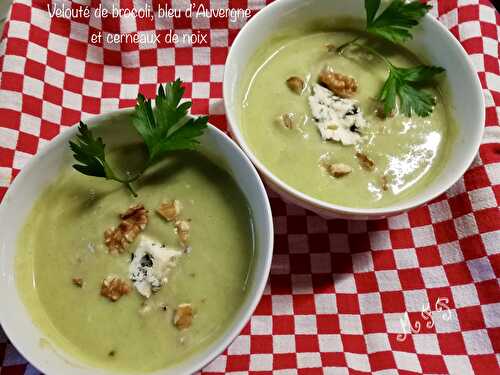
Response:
[16, 132, 254, 373]
[240, 30, 455, 208]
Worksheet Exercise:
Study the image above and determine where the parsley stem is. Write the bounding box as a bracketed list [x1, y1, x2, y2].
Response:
[110, 176, 138, 196]
[336, 37, 360, 55]
[104, 163, 140, 197]
[351, 42, 394, 69]
[337, 36, 394, 69]
[123, 173, 143, 183]
[123, 182, 138, 197]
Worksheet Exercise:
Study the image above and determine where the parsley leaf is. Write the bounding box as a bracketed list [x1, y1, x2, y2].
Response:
[365, 0, 431, 44]
[379, 65, 445, 117]
[69, 122, 110, 178]
[133, 79, 208, 164]
[69, 79, 207, 196]
[70, 122, 138, 195]
[337, 0, 445, 118]
[365, 0, 381, 25]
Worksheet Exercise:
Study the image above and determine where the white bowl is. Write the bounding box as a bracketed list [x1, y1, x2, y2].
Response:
[224, 0, 485, 220]
[0, 110, 274, 375]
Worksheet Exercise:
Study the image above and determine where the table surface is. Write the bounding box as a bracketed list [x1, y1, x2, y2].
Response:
[0, 0, 499, 374]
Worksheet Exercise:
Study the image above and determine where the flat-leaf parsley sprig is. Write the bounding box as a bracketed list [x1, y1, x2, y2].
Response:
[133, 79, 207, 164]
[337, 0, 445, 117]
[69, 122, 138, 195]
[70, 79, 208, 196]
[365, 0, 431, 44]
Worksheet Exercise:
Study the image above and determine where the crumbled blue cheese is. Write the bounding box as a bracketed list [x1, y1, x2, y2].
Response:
[308, 84, 368, 145]
[128, 236, 182, 298]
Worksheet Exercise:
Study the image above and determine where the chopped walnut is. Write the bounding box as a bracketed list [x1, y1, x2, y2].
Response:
[376, 105, 397, 119]
[276, 113, 295, 129]
[327, 163, 352, 178]
[356, 152, 375, 171]
[104, 204, 148, 253]
[100, 275, 130, 302]
[325, 43, 336, 52]
[72, 277, 83, 288]
[381, 175, 390, 191]
[120, 204, 148, 240]
[157, 200, 182, 222]
[319, 68, 358, 98]
[286, 76, 304, 95]
[104, 228, 127, 253]
[174, 303, 193, 330]
[175, 220, 190, 245]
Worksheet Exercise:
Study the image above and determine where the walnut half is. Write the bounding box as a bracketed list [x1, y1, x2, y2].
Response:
[104, 204, 149, 254]
[100, 275, 130, 302]
[319, 68, 358, 98]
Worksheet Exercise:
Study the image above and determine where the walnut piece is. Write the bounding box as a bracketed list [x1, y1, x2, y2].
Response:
[286, 76, 304, 95]
[157, 200, 182, 222]
[72, 277, 83, 288]
[319, 69, 358, 98]
[100, 275, 130, 302]
[175, 220, 190, 245]
[327, 163, 352, 178]
[376, 105, 397, 119]
[356, 152, 375, 171]
[104, 228, 128, 253]
[173, 303, 193, 330]
[277, 113, 295, 129]
[120, 204, 148, 240]
[381, 175, 390, 191]
[104, 204, 148, 253]
[325, 43, 336, 52]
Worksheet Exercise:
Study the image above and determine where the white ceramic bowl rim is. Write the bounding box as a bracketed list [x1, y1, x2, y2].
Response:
[224, 0, 485, 218]
[0, 113, 274, 375]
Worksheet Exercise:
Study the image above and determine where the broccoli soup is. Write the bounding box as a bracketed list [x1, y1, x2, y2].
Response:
[240, 30, 455, 208]
[16, 122, 254, 373]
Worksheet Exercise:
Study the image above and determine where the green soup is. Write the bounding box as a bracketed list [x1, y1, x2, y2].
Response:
[240, 30, 455, 208]
[16, 121, 254, 373]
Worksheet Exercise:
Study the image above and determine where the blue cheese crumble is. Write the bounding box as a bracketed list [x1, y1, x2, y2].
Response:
[308, 84, 368, 145]
[129, 236, 182, 298]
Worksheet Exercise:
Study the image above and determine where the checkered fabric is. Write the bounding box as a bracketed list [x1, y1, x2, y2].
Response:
[0, 0, 499, 374]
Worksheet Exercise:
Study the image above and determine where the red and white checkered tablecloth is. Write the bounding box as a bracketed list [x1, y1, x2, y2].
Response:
[0, 0, 499, 374]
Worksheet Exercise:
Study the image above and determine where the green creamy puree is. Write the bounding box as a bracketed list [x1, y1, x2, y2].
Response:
[16, 128, 254, 372]
[241, 31, 456, 208]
